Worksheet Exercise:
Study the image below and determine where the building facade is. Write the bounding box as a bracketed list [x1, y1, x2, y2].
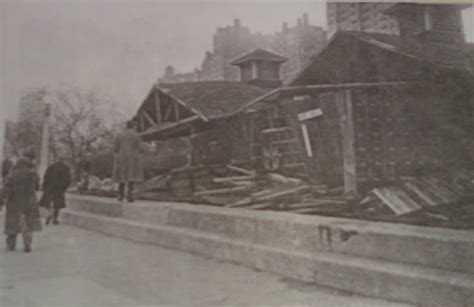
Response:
[159, 14, 327, 84]
[327, 2, 399, 37]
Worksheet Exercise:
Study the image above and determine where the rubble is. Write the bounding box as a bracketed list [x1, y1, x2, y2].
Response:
[76, 163, 474, 230]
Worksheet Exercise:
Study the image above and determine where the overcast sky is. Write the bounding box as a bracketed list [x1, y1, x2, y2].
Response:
[1, 1, 473, 122]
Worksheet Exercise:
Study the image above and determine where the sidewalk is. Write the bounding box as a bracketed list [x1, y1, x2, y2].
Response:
[0, 214, 411, 306]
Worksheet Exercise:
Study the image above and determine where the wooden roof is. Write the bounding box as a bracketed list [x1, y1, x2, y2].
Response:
[290, 30, 473, 86]
[157, 81, 270, 119]
[230, 48, 288, 65]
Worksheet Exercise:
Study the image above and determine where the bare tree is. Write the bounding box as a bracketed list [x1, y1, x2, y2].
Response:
[48, 85, 123, 179]
[10, 86, 123, 180]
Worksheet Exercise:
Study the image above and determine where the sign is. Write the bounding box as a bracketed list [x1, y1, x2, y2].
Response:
[298, 108, 323, 121]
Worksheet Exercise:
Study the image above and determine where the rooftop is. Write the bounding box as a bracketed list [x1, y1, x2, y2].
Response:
[230, 48, 288, 65]
[157, 81, 270, 119]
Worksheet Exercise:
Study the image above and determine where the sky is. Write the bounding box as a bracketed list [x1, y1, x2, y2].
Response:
[1, 0, 473, 123]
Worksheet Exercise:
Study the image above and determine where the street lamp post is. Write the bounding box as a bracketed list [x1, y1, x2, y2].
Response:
[38, 103, 51, 178]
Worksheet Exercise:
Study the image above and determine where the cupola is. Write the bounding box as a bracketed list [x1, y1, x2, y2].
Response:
[231, 48, 288, 88]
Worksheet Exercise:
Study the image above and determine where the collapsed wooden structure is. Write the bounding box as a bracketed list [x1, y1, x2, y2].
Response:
[132, 30, 473, 201]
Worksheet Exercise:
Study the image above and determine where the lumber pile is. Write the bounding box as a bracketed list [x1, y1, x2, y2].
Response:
[361, 176, 469, 216]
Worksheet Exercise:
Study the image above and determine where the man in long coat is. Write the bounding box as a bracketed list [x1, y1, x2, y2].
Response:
[40, 158, 71, 225]
[3, 155, 42, 252]
[113, 120, 144, 202]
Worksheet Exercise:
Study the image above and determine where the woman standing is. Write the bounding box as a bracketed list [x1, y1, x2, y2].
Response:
[3, 153, 42, 252]
[112, 121, 144, 202]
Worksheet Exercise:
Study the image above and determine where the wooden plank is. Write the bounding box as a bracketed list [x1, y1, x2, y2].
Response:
[252, 188, 277, 198]
[229, 181, 253, 187]
[194, 186, 247, 196]
[226, 197, 253, 208]
[390, 187, 422, 212]
[298, 108, 323, 121]
[403, 181, 440, 207]
[140, 115, 200, 137]
[256, 185, 308, 202]
[421, 177, 456, 204]
[261, 127, 291, 134]
[266, 173, 302, 184]
[226, 165, 256, 176]
[212, 175, 255, 183]
[337, 90, 357, 195]
[163, 100, 174, 122]
[301, 124, 313, 157]
[373, 188, 413, 215]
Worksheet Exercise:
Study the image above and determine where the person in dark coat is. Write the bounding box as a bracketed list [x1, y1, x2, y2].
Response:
[3, 156, 42, 252]
[40, 157, 71, 225]
[112, 121, 144, 202]
[2, 156, 13, 181]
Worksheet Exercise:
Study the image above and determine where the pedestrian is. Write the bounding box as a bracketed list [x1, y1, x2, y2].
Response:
[2, 156, 13, 181]
[112, 120, 144, 202]
[3, 151, 42, 252]
[39, 157, 71, 225]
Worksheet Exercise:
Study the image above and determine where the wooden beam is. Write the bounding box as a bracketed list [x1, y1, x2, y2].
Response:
[142, 110, 157, 126]
[163, 101, 174, 122]
[154, 91, 162, 124]
[160, 90, 208, 122]
[139, 115, 200, 137]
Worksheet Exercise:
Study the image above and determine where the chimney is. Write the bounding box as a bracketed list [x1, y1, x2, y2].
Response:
[234, 18, 241, 27]
[282, 22, 288, 32]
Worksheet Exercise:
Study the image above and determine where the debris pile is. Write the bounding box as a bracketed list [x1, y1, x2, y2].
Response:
[77, 163, 474, 229]
[135, 164, 350, 210]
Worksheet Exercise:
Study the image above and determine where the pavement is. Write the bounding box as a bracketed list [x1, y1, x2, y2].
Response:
[0, 213, 412, 307]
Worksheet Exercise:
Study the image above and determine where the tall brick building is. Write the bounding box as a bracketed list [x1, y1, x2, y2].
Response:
[327, 2, 399, 37]
[159, 14, 327, 84]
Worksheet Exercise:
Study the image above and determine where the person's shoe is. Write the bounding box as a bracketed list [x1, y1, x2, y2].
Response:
[6, 237, 16, 251]
[24, 246, 31, 253]
[52, 220, 59, 225]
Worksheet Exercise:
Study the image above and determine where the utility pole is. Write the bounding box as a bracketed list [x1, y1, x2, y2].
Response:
[38, 103, 51, 178]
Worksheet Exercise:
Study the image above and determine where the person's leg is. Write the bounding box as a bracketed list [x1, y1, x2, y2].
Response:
[118, 183, 125, 201]
[52, 192, 65, 224]
[6, 234, 17, 251]
[42, 191, 54, 225]
[127, 182, 134, 202]
[22, 232, 32, 252]
[52, 208, 60, 224]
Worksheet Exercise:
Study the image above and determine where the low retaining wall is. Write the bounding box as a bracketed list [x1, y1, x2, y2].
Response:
[62, 194, 474, 306]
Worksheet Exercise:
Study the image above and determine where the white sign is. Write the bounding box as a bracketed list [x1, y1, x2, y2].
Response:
[301, 124, 313, 157]
[298, 108, 323, 121]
